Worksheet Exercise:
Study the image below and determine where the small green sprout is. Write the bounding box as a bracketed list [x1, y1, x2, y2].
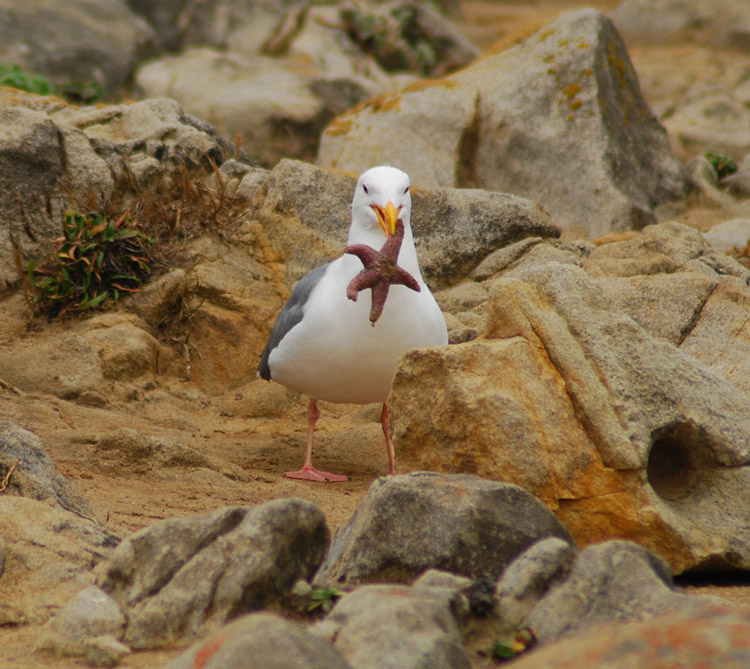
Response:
[308, 587, 343, 613]
[490, 627, 536, 662]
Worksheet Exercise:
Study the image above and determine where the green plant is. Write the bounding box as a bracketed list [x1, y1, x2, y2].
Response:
[0, 63, 56, 95]
[0, 62, 106, 103]
[704, 151, 738, 180]
[308, 587, 343, 613]
[490, 628, 536, 662]
[27, 211, 154, 318]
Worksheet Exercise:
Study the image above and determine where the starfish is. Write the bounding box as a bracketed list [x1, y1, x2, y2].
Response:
[345, 219, 421, 324]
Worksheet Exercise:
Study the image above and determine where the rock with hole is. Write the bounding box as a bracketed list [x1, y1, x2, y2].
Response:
[390, 254, 750, 572]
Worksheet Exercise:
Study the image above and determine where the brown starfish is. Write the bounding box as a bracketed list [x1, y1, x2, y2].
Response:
[345, 219, 421, 325]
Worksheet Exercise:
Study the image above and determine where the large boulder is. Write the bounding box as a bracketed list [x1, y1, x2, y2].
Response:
[0, 90, 234, 287]
[258, 159, 560, 285]
[97, 499, 329, 648]
[316, 472, 573, 586]
[389, 250, 750, 572]
[0, 0, 154, 92]
[135, 48, 374, 167]
[318, 9, 689, 237]
[523, 540, 720, 643]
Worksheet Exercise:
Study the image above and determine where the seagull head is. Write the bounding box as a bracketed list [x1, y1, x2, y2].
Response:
[349, 166, 412, 246]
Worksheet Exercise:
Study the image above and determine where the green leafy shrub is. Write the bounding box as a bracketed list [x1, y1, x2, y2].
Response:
[27, 211, 154, 318]
[0, 62, 106, 103]
[0, 63, 56, 96]
[704, 151, 738, 180]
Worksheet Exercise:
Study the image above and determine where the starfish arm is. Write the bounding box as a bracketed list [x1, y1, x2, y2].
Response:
[389, 266, 422, 293]
[345, 244, 380, 268]
[346, 268, 381, 301]
[369, 281, 391, 324]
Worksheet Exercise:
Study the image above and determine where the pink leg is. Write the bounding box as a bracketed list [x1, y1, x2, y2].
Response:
[285, 400, 350, 482]
[381, 403, 397, 475]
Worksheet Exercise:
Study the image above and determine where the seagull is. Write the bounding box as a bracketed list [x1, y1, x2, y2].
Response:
[258, 165, 448, 482]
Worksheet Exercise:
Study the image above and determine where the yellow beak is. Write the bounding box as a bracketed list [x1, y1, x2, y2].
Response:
[371, 201, 399, 237]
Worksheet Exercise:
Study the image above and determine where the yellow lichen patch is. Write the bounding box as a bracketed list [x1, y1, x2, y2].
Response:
[570, 99, 583, 111]
[370, 93, 402, 113]
[577, 41, 590, 50]
[563, 83, 581, 99]
[324, 117, 353, 137]
[402, 78, 459, 94]
[583, 68, 593, 77]
[538, 29, 556, 42]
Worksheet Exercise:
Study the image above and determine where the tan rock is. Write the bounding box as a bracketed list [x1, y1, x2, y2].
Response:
[389, 262, 750, 573]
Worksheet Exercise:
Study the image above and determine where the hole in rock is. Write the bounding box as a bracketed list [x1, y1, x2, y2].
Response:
[646, 421, 716, 501]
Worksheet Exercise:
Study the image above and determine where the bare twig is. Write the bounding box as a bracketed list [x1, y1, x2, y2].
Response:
[0, 458, 20, 492]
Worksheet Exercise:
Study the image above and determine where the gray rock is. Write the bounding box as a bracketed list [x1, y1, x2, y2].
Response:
[597, 272, 718, 345]
[681, 276, 750, 394]
[663, 84, 750, 161]
[316, 472, 573, 586]
[135, 48, 372, 167]
[722, 153, 750, 197]
[340, 1, 478, 76]
[0, 101, 66, 284]
[434, 281, 488, 314]
[611, 0, 750, 52]
[98, 499, 329, 648]
[37, 586, 127, 664]
[687, 155, 734, 207]
[259, 159, 559, 286]
[319, 9, 689, 237]
[313, 584, 471, 669]
[0, 0, 155, 91]
[704, 218, 750, 254]
[495, 537, 577, 634]
[470, 238, 544, 281]
[166, 612, 352, 669]
[583, 221, 710, 277]
[0, 419, 96, 518]
[526, 540, 720, 643]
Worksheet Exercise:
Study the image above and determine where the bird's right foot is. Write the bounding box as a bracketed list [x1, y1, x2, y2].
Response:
[285, 467, 350, 483]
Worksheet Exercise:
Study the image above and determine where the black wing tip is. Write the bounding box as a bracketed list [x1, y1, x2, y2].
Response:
[258, 355, 272, 381]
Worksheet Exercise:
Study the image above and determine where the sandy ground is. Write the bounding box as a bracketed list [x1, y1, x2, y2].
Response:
[1, 2, 749, 667]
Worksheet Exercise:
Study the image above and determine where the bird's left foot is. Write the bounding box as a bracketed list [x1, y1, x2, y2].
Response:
[285, 467, 351, 483]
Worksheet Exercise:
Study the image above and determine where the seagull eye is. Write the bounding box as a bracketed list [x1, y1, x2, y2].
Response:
[404, 186, 409, 194]
[363, 184, 369, 194]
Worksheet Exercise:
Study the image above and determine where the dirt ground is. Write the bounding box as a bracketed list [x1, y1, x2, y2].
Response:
[1, 2, 750, 667]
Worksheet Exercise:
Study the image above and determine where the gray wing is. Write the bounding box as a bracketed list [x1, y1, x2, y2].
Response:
[258, 262, 333, 381]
